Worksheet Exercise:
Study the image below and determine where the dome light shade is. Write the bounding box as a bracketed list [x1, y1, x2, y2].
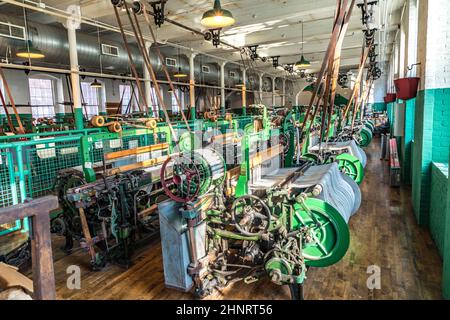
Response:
[16, 41, 45, 59]
[295, 55, 311, 69]
[90, 79, 102, 88]
[201, 0, 235, 29]
[173, 67, 188, 78]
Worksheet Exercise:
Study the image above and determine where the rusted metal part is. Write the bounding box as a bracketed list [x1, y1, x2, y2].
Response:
[341, 44, 371, 128]
[0, 196, 58, 300]
[0, 86, 15, 133]
[139, 3, 191, 129]
[112, 6, 148, 113]
[326, 0, 356, 139]
[0, 67, 25, 134]
[299, 0, 349, 136]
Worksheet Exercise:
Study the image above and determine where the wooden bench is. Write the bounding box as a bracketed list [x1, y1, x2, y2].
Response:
[389, 138, 401, 187]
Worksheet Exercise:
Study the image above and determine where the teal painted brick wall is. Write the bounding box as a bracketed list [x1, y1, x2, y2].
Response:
[401, 98, 416, 185]
[430, 163, 448, 256]
[412, 88, 450, 225]
[373, 102, 387, 112]
[412, 90, 435, 225]
[387, 102, 395, 124]
[444, 150, 450, 299]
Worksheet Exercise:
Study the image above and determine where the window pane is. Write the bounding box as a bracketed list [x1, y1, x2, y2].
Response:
[81, 82, 99, 119]
[28, 78, 55, 118]
[120, 84, 132, 114]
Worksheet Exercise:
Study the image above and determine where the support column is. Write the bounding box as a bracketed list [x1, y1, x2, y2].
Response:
[67, 14, 83, 129]
[189, 53, 197, 120]
[220, 62, 226, 116]
[400, 0, 418, 185]
[242, 68, 247, 115]
[259, 74, 263, 104]
[272, 77, 276, 107]
[282, 79, 286, 106]
[144, 41, 153, 117]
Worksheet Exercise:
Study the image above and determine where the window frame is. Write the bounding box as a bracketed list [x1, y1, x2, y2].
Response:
[80, 82, 100, 119]
[101, 44, 119, 57]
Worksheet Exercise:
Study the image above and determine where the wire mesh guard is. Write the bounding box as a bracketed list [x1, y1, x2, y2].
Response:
[25, 140, 82, 198]
[0, 152, 21, 235]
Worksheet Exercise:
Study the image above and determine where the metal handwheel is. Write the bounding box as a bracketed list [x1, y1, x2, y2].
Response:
[231, 195, 271, 236]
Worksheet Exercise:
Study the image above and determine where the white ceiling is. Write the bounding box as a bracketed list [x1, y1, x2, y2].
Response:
[6, 0, 406, 77]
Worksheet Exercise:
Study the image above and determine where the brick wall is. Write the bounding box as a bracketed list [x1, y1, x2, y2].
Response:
[430, 163, 449, 256]
[445, 153, 450, 299]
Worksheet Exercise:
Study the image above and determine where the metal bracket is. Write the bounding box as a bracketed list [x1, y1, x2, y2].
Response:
[271, 56, 280, 68]
[248, 45, 259, 61]
[149, 0, 168, 27]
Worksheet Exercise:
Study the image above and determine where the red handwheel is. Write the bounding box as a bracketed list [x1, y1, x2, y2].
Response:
[161, 154, 202, 203]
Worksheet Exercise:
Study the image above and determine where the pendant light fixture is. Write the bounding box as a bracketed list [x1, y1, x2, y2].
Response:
[201, 0, 235, 29]
[16, 40, 45, 59]
[90, 79, 102, 88]
[16, 8, 45, 59]
[295, 21, 310, 69]
[173, 48, 188, 78]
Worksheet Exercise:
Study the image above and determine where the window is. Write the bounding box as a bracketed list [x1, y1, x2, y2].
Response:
[120, 84, 132, 114]
[229, 71, 236, 77]
[148, 87, 159, 116]
[0, 22, 25, 40]
[28, 78, 55, 118]
[101, 44, 119, 57]
[165, 58, 177, 67]
[171, 89, 184, 114]
[81, 82, 99, 119]
[202, 65, 210, 73]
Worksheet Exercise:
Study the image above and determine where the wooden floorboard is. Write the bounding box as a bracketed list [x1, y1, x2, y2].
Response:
[48, 137, 442, 300]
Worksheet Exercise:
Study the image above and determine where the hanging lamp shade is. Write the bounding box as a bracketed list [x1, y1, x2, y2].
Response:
[16, 40, 45, 59]
[90, 79, 102, 88]
[173, 67, 188, 78]
[201, 0, 235, 29]
[295, 55, 311, 69]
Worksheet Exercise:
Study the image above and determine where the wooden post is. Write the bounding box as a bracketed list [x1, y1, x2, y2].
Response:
[0, 196, 58, 300]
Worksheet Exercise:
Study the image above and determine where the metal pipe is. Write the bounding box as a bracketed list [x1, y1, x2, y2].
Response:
[272, 77, 276, 106]
[242, 68, 247, 114]
[220, 62, 226, 116]
[0, 62, 265, 93]
[1, 0, 285, 79]
[189, 53, 197, 120]
[144, 41, 153, 115]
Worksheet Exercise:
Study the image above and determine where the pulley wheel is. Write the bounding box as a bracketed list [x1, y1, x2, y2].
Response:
[91, 116, 105, 127]
[292, 198, 350, 267]
[301, 153, 319, 163]
[359, 127, 373, 148]
[107, 122, 122, 133]
[179, 132, 194, 152]
[145, 119, 157, 130]
[336, 153, 364, 185]
[244, 123, 255, 135]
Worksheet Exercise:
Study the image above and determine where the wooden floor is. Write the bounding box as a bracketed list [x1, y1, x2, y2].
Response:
[50, 137, 443, 300]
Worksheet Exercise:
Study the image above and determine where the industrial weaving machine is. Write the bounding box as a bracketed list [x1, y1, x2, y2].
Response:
[157, 121, 361, 299]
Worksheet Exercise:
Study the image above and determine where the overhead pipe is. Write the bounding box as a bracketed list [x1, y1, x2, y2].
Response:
[1, 0, 284, 79]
